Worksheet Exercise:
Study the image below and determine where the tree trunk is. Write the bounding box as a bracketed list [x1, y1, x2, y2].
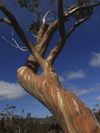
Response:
[0, 1, 100, 132]
[17, 62, 100, 133]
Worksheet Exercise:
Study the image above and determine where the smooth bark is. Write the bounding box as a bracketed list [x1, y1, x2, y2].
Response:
[17, 61, 100, 133]
[0, 0, 100, 132]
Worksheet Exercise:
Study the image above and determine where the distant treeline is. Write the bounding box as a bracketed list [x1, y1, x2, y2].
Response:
[0, 104, 99, 133]
[0, 115, 63, 133]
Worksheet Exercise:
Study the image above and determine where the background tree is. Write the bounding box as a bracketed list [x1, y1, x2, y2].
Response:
[0, 0, 100, 133]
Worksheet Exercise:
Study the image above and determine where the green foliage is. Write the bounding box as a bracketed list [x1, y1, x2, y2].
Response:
[17, 0, 38, 9]
[17, 0, 41, 34]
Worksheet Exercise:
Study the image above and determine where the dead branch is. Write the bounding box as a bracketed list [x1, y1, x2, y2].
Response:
[0, 1, 45, 70]
[0, 17, 12, 25]
[2, 31, 28, 51]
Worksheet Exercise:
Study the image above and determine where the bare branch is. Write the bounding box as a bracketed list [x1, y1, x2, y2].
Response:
[41, 1, 100, 33]
[32, 32, 37, 39]
[91, 1, 100, 7]
[45, 0, 66, 65]
[0, 17, 12, 25]
[25, 21, 57, 73]
[46, 38, 65, 65]
[43, 10, 56, 24]
[46, 1, 100, 65]
[34, 7, 43, 22]
[2, 36, 28, 51]
[2, 31, 28, 51]
[36, 23, 49, 44]
[37, 21, 58, 55]
[0, 1, 45, 69]
[56, 0, 65, 38]
[65, 17, 88, 39]
[46, 17, 88, 65]
[64, 1, 100, 19]
[24, 23, 49, 73]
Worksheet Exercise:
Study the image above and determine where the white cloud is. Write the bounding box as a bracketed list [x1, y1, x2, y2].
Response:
[0, 81, 26, 100]
[74, 88, 100, 96]
[89, 52, 100, 67]
[95, 96, 100, 101]
[67, 83, 100, 96]
[67, 70, 85, 80]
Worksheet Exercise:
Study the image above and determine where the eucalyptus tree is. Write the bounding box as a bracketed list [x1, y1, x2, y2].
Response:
[0, 0, 100, 132]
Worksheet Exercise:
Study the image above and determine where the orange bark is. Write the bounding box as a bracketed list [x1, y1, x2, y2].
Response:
[0, 1, 100, 132]
[17, 62, 100, 133]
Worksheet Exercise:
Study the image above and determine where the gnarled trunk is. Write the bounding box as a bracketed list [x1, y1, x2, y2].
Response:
[17, 62, 100, 133]
[0, 1, 100, 132]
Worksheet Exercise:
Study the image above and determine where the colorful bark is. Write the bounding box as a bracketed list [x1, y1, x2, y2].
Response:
[17, 63, 100, 133]
[0, 1, 100, 133]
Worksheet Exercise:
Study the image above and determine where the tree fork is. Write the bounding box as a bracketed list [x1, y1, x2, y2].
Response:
[17, 3, 100, 133]
[24, 22, 57, 73]
[0, 1, 100, 133]
[17, 62, 100, 133]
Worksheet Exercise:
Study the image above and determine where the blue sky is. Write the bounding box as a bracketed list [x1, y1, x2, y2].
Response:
[0, 0, 100, 117]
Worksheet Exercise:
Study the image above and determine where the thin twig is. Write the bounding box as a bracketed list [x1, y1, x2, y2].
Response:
[0, 1, 45, 69]
[2, 31, 28, 52]
[32, 33, 37, 39]
[34, 7, 43, 22]
[0, 17, 12, 25]
[43, 10, 56, 24]
[66, 17, 88, 39]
